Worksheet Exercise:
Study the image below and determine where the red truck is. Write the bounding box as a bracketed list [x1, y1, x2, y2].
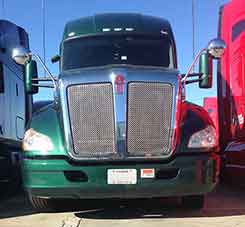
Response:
[218, 0, 245, 182]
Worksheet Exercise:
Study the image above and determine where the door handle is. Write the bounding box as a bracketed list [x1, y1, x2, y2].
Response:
[16, 83, 19, 96]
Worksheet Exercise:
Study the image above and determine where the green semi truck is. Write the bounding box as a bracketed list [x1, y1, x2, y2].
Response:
[12, 13, 226, 210]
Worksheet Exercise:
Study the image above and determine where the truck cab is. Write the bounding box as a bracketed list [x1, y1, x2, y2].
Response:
[218, 0, 245, 182]
[13, 13, 224, 210]
[0, 20, 31, 187]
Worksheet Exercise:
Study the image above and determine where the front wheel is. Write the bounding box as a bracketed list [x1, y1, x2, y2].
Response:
[182, 195, 205, 209]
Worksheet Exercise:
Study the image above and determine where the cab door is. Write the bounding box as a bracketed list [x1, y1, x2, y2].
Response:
[230, 36, 245, 139]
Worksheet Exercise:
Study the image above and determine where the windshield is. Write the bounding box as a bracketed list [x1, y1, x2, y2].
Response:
[62, 35, 175, 71]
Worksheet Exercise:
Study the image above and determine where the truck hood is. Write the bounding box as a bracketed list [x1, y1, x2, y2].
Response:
[58, 65, 180, 160]
[59, 65, 179, 85]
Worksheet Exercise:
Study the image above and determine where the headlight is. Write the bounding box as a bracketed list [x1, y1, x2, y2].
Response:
[23, 128, 54, 152]
[188, 126, 217, 148]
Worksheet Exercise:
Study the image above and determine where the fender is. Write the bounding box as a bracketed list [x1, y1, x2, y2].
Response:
[24, 103, 66, 157]
[25, 101, 216, 157]
[178, 101, 216, 153]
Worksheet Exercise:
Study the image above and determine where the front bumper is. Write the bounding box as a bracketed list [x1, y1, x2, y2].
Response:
[22, 153, 220, 199]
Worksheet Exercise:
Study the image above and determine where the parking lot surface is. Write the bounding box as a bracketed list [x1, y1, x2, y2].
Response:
[1, 185, 245, 227]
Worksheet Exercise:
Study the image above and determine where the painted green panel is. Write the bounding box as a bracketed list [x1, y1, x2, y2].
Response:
[22, 155, 218, 199]
[199, 51, 213, 88]
[63, 16, 95, 40]
[25, 60, 38, 94]
[62, 14, 172, 41]
[25, 105, 66, 156]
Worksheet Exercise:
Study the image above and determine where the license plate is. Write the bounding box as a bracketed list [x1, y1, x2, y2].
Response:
[107, 169, 137, 184]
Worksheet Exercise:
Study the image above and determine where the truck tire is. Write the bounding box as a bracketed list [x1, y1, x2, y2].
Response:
[28, 195, 55, 211]
[182, 195, 205, 209]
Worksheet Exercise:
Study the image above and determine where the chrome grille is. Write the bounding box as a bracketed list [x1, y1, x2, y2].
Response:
[127, 82, 173, 157]
[67, 83, 116, 158]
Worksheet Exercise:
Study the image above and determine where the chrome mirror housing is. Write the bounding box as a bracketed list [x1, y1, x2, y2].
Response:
[12, 47, 31, 65]
[207, 38, 226, 59]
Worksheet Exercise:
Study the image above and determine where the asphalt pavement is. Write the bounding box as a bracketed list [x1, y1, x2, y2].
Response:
[0, 184, 245, 227]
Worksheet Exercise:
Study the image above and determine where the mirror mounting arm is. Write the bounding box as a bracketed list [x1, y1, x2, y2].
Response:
[32, 77, 57, 82]
[181, 48, 207, 84]
[181, 72, 203, 78]
[185, 78, 203, 85]
[181, 48, 207, 98]
[30, 53, 58, 89]
[32, 84, 54, 88]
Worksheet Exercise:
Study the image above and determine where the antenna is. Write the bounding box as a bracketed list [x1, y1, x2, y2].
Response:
[192, 0, 196, 69]
[42, 0, 46, 77]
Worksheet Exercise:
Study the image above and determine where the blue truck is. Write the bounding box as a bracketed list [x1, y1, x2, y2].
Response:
[0, 20, 32, 190]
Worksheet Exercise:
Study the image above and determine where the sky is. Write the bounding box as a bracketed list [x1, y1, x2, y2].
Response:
[1, 0, 228, 105]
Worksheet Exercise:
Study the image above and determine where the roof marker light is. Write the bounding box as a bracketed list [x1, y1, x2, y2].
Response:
[102, 28, 111, 32]
[161, 30, 168, 35]
[125, 28, 134, 31]
[114, 28, 122, 31]
[68, 32, 75, 37]
[121, 56, 127, 60]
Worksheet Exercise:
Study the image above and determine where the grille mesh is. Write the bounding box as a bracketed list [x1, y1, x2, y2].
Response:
[127, 82, 173, 157]
[67, 83, 116, 158]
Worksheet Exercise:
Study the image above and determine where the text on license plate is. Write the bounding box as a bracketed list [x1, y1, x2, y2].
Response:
[107, 169, 137, 184]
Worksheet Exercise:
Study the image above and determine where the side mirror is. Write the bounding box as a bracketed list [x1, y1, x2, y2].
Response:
[207, 38, 226, 59]
[12, 47, 31, 65]
[199, 51, 213, 89]
[51, 55, 60, 63]
[199, 38, 226, 88]
[25, 60, 39, 94]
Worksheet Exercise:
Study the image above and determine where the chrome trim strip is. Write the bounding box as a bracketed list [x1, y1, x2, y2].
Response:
[110, 70, 127, 157]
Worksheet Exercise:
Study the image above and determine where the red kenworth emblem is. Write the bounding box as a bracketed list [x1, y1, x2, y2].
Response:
[115, 75, 125, 94]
